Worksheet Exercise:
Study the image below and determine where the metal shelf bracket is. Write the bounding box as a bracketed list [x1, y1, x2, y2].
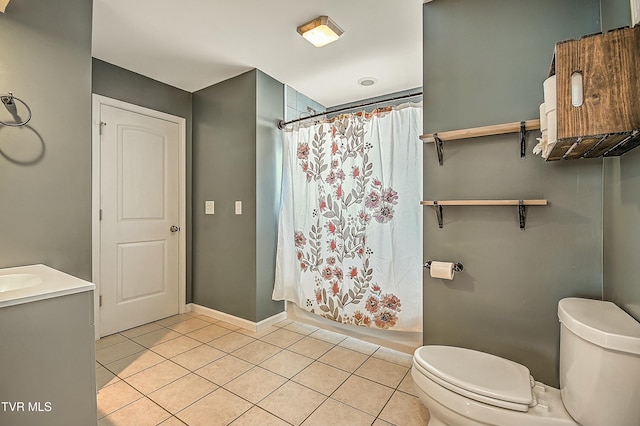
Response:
[520, 121, 527, 158]
[433, 133, 444, 166]
[518, 200, 526, 230]
[434, 201, 444, 228]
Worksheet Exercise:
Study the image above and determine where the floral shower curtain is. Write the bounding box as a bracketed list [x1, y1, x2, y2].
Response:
[273, 103, 423, 332]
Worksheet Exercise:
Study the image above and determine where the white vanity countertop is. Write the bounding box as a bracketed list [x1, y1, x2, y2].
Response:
[0, 264, 95, 308]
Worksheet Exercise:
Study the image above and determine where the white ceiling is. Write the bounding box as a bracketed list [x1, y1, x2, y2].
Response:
[92, 0, 424, 108]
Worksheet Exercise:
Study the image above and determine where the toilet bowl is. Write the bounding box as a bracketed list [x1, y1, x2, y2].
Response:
[412, 346, 578, 426]
[412, 298, 640, 426]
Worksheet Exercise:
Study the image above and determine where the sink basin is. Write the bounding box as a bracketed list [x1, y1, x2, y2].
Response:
[0, 264, 95, 309]
[0, 274, 43, 292]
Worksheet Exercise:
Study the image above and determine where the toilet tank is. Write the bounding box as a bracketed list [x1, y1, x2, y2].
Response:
[558, 297, 640, 426]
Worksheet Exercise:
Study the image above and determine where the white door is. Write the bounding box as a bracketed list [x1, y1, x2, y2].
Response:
[98, 103, 182, 336]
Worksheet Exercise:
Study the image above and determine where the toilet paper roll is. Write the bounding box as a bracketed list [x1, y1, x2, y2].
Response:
[430, 261, 455, 280]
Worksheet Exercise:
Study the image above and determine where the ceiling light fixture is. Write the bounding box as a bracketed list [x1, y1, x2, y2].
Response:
[358, 77, 377, 87]
[297, 16, 344, 48]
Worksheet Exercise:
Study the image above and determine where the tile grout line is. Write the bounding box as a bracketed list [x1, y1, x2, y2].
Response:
[178, 324, 339, 424]
[98, 315, 416, 425]
[326, 350, 390, 423]
[97, 318, 229, 422]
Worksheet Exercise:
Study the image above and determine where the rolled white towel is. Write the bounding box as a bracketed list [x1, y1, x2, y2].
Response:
[539, 103, 548, 132]
[533, 103, 549, 156]
[543, 76, 556, 110]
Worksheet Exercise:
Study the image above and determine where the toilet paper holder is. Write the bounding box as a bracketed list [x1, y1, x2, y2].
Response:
[423, 261, 464, 272]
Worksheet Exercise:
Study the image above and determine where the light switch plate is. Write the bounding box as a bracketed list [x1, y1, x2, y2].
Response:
[633, 0, 640, 26]
[205, 201, 214, 215]
[235, 201, 242, 215]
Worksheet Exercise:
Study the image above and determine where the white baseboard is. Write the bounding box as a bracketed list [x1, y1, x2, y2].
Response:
[188, 303, 287, 332]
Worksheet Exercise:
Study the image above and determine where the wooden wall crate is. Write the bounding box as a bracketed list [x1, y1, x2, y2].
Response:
[546, 26, 640, 161]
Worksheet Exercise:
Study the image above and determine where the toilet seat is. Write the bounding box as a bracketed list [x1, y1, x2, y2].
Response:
[414, 346, 534, 412]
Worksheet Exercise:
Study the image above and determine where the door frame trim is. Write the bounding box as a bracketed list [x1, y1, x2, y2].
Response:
[91, 94, 187, 339]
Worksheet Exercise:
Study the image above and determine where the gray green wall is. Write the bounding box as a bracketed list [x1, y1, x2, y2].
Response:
[193, 71, 257, 320]
[91, 58, 194, 301]
[192, 69, 284, 322]
[601, 0, 632, 31]
[604, 150, 640, 320]
[256, 71, 286, 321]
[0, 0, 93, 280]
[423, 0, 603, 387]
[285, 86, 325, 121]
[601, 0, 640, 322]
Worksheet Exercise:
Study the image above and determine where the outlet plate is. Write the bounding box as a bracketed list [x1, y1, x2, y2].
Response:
[633, 0, 640, 26]
[235, 201, 242, 215]
[205, 201, 214, 215]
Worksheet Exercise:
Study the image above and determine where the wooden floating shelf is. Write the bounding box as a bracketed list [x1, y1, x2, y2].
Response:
[420, 120, 540, 144]
[421, 199, 548, 230]
[420, 199, 548, 206]
[420, 119, 540, 165]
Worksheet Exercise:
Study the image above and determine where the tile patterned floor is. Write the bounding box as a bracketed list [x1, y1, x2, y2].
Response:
[96, 312, 430, 426]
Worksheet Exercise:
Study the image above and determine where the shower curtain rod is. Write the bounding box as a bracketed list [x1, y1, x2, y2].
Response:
[277, 90, 423, 129]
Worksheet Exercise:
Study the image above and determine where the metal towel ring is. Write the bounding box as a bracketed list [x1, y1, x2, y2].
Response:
[0, 92, 32, 127]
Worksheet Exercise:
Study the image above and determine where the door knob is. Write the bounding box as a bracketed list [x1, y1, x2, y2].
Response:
[170, 226, 180, 232]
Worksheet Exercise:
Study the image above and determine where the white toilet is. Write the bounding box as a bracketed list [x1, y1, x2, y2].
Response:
[412, 297, 640, 426]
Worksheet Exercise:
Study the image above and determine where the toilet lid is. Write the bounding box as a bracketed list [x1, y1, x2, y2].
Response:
[414, 346, 533, 411]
